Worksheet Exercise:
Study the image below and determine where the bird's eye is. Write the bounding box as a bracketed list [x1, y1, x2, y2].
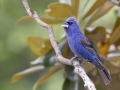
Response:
[67, 22, 73, 25]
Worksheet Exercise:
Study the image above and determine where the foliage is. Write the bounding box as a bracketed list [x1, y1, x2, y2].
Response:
[12, 0, 120, 90]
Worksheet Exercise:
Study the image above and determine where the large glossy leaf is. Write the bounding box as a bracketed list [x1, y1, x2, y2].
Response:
[11, 66, 44, 82]
[43, 49, 55, 67]
[43, 39, 67, 67]
[85, 26, 107, 42]
[27, 36, 52, 56]
[65, 65, 79, 81]
[33, 66, 62, 90]
[110, 25, 120, 44]
[85, 2, 114, 26]
[62, 78, 75, 90]
[45, 2, 73, 18]
[71, 0, 80, 17]
[16, 16, 64, 24]
[62, 78, 84, 90]
[82, 0, 106, 20]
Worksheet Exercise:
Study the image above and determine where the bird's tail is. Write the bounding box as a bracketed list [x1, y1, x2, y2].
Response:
[97, 66, 111, 85]
[92, 58, 111, 85]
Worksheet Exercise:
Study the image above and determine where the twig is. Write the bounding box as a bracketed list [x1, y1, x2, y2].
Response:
[21, 0, 96, 90]
[108, 0, 120, 6]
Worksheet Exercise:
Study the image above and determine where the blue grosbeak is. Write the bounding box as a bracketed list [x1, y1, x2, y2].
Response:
[61, 17, 111, 85]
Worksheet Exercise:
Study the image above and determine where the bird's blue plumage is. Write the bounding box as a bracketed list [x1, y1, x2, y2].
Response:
[62, 17, 111, 84]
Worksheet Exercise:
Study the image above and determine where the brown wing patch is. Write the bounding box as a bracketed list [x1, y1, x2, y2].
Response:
[86, 47, 93, 51]
[80, 38, 91, 45]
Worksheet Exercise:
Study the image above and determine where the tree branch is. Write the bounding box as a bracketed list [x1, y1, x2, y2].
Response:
[21, 0, 96, 90]
[108, 0, 120, 6]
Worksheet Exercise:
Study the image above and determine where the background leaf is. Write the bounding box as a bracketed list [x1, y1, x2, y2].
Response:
[27, 36, 52, 56]
[85, 1, 113, 26]
[16, 16, 64, 24]
[110, 25, 120, 44]
[71, 0, 80, 17]
[12, 66, 44, 82]
[43, 39, 67, 67]
[65, 65, 79, 81]
[33, 66, 62, 90]
[45, 2, 73, 18]
[82, 0, 106, 20]
[97, 39, 110, 55]
[30, 57, 44, 66]
[62, 78, 75, 90]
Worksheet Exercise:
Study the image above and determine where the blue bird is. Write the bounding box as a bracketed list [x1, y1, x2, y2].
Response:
[61, 17, 111, 85]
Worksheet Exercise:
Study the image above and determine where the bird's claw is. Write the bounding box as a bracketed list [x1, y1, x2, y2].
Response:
[71, 57, 88, 67]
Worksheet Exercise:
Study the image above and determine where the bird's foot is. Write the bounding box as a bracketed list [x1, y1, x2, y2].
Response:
[71, 57, 88, 67]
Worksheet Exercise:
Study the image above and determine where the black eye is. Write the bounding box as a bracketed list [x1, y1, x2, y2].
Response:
[67, 22, 73, 25]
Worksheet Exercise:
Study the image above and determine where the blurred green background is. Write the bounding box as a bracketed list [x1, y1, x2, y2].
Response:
[0, 0, 65, 90]
[0, 0, 117, 90]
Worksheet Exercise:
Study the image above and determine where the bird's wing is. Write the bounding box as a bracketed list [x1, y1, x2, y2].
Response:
[80, 38, 102, 62]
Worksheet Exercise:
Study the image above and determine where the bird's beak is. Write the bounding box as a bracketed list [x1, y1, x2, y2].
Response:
[61, 22, 69, 28]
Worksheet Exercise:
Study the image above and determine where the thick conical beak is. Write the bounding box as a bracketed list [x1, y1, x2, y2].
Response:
[61, 22, 69, 28]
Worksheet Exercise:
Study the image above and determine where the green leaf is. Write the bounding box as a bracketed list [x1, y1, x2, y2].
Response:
[11, 66, 44, 83]
[62, 78, 84, 90]
[65, 65, 79, 81]
[43, 49, 55, 67]
[71, 0, 80, 17]
[27, 36, 52, 56]
[110, 25, 120, 44]
[85, 1, 114, 26]
[16, 16, 64, 24]
[33, 67, 62, 90]
[82, 0, 106, 20]
[43, 39, 67, 67]
[62, 78, 73, 90]
[45, 2, 73, 18]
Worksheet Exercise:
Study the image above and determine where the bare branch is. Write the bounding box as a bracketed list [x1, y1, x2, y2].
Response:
[108, 0, 120, 6]
[21, 0, 96, 90]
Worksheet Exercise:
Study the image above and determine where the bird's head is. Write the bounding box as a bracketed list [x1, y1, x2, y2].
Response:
[61, 17, 76, 29]
[61, 17, 80, 35]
